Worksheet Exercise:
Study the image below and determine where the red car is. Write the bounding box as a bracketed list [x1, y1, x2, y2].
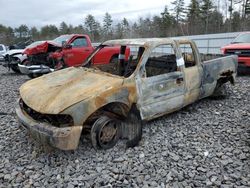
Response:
[221, 33, 250, 73]
[19, 34, 130, 77]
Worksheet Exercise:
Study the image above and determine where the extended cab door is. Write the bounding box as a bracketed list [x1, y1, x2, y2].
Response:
[136, 42, 186, 120]
[178, 41, 202, 105]
[63, 36, 94, 66]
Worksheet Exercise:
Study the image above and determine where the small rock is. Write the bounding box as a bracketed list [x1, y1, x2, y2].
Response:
[210, 176, 218, 182]
[113, 157, 124, 162]
[197, 167, 207, 173]
[4, 174, 11, 180]
[169, 152, 180, 162]
[139, 153, 145, 158]
[239, 153, 247, 160]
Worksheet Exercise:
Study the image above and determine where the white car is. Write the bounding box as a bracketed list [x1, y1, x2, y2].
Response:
[0, 44, 7, 61]
[1, 41, 44, 73]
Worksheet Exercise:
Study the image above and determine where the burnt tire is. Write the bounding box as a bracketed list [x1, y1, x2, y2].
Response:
[120, 108, 142, 148]
[10, 64, 20, 73]
[91, 115, 120, 150]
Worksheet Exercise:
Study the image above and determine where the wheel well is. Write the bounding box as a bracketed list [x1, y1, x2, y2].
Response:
[217, 71, 235, 87]
[85, 102, 130, 125]
[109, 54, 119, 63]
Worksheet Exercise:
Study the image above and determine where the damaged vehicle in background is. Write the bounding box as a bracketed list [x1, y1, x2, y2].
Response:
[221, 32, 250, 74]
[18, 34, 129, 78]
[0, 44, 7, 62]
[16, 38, 237, 151]
[1, 41, 44, 73]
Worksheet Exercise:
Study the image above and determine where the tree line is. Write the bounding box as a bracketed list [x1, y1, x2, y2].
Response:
[0, 0, 250, 46]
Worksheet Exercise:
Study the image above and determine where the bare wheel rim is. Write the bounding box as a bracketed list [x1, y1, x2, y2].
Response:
[91, 116, 120, 149]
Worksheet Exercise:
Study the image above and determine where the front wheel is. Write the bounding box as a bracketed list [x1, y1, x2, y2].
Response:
[10, 64, 20, 73]
[91, 115, 120, 150]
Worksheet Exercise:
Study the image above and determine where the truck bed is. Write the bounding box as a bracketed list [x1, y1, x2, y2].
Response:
[201, 55, 238, 84]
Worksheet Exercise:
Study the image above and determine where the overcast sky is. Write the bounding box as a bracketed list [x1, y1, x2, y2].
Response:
[0, 0, 190, 28]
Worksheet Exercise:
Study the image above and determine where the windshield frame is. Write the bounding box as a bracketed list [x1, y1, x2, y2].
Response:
[25, 41, 45, 49]
[81, 44, 146, 78]
[53, 35, 72, 46]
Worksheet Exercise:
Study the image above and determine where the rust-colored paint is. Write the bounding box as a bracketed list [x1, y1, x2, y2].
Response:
[20, 67, 124, 114]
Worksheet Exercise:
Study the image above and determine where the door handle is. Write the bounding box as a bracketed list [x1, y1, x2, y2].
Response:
[84, 49, 90, 52]
[176, 77, 184, 84]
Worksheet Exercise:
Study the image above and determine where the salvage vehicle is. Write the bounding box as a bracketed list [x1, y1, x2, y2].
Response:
[1, 41, 44, 73]
[16, 38, 237, 150]
[221, 32, 250, 73]
[18, 34, 129, 78]
[0, 44, 7, 62]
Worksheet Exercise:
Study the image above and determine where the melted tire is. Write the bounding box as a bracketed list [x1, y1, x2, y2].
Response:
[121, 110, 142, 148]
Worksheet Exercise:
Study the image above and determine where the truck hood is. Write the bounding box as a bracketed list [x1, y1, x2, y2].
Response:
[222, 43, 250, 50]
[20, 67, 123, 114]
[24, 41, 61, 55]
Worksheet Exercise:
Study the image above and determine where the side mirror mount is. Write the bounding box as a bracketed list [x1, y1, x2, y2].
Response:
[64, 44, 72, 49]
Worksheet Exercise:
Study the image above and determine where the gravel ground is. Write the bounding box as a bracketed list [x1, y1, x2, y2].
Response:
[0, 66, 249, 188]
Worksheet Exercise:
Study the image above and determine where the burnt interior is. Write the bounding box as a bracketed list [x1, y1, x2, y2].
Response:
[145, 55, 177, 77]
[91, 46, 144, 78]
[20, 99, 73, 127]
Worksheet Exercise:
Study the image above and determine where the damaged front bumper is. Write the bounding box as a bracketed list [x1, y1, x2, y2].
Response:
[16, 101, 82, 150]
[18, 64, 54, 75]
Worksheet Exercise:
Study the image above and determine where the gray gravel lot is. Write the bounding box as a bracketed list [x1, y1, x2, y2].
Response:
[0, 66, 249, 187]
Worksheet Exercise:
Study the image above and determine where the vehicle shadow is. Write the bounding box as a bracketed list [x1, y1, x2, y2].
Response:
[0, 71, 23, 76]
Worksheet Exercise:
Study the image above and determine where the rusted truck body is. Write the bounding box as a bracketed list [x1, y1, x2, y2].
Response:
[16, 38, 238, 150]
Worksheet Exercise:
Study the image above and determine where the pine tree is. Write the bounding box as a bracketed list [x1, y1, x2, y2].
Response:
[59, 22, 69, 34]
[84, 14, 101, 41]
[103, 12, 113, 40]
[187, 0, 201, 34]
[160, 6, 175, 36]
[200, 0, 214, 33]
[171, 0, 186, 24]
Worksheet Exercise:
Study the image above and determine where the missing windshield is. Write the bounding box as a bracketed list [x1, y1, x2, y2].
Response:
[84, 44, 145, 77]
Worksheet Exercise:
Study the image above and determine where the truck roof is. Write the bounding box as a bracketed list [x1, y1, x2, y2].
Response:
[60, 34, 90, 38]
[103, 38, 192, 47]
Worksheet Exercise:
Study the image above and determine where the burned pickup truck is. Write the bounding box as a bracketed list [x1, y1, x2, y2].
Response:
[16, 38, 237, 150]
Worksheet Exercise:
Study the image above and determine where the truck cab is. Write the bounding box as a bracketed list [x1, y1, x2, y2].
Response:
[56, 34, 94, 67]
